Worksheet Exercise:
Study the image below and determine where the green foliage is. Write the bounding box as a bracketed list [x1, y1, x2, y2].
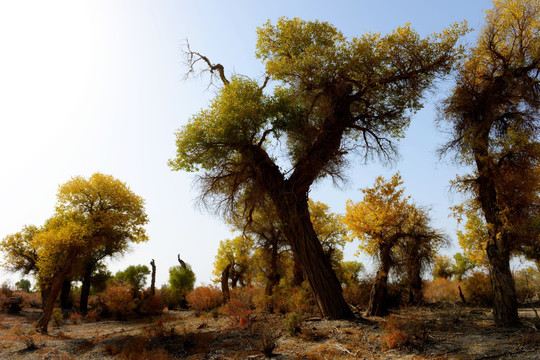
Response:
[15, 279, 31, 292]
[452, 252, 476, 281]
[432, 255, 454, 280]
[115, 264, 151, 294]
[168, 264, 196, 299]
[284, 312, 305, 336]
[337, 260, 365, 287]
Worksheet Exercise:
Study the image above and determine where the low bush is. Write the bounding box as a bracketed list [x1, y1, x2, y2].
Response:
[381, 314, 428, 349]
[423, 278, 459, 304]
[343, 279, 372, 307]
[101, 284, 135, 319]
[219, 296, 254, 329]
[186, 285, 223, 314]
[284, 312, 304, 336]
[138, 290, 164, 316]
[462, 271, 492, 306]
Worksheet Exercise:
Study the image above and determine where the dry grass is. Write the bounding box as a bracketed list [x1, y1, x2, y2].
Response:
[0, 306, 538, 359]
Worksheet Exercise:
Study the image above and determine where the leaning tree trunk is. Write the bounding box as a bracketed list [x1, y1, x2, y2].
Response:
[150, 259, 156, 296]
[292, 252, 304, 287]
[36, 275, 65, 333]
[486, 238, 520, 326]
[275, 195, 354, 319]
[368, 244, 392, 316]
[79, 263, 94, 315]
[221, 263, 231, 302]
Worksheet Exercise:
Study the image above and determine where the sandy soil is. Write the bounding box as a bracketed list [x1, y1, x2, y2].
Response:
[0, 306, 538, 359]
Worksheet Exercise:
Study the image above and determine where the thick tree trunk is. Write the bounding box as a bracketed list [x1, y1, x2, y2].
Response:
[150, 259, 156, 296]
[486, 241, 520, 326]
[368, 244, 392, 316]
[79, 264, 93, 315]
[60, 279, 72, 310]
[407, 263, 423, 306]
[36, 276, 65, 333]
[221, 263, 231, 302]
[276, 196, 354, 319]
[265, 238, 280, 297]
[292, 252, 304, 287]
[473, 125, 520, 327]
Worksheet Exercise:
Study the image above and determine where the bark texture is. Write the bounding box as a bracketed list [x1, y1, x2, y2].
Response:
[79, 264, 93, 314]
[150, 259, 156, 296]
[275, 196, 354, 319]
[221, 263, 231, 302]
[367, 243, 392, 316]
[36, 276, 65, 333]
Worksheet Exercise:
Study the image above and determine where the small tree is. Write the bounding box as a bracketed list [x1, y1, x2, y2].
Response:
[15, 279, 31, 293]
[115, 265, 151, 295]
[432, 255, 454, 280]
[168, 264, 196, 308]
[345, 173, 445, 314]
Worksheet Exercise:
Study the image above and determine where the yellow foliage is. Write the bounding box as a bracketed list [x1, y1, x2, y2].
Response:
[344, 173, 410, 257]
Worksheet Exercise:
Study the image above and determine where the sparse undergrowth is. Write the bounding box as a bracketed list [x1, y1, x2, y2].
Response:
[0, 306, 538, 359]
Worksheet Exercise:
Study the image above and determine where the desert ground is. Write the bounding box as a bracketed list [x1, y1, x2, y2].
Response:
[0, 305, 538, 360]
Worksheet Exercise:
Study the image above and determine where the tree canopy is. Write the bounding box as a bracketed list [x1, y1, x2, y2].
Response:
[171, 17, 467, 319]
[28, 173, 149, 333]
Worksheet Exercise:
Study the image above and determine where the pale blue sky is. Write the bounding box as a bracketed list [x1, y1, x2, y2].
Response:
[0, 0, 494, 288]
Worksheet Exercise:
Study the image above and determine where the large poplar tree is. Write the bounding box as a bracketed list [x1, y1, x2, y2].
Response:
[170, 18, 467, 319]
[440, 0, 540, 326]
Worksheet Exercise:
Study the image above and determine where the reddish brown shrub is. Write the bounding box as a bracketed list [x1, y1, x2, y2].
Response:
[462, 271, 492, 306]
[381, 314, 428, 349]
[219, 297, 254, 329]
[138, 290, 164, 316]
[186, 285, 223, 313]
[423, 278, 459, 304]
[101, 284, 135, 319]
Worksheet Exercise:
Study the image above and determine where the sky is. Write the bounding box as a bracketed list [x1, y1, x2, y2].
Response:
[0, 0, 497, 289]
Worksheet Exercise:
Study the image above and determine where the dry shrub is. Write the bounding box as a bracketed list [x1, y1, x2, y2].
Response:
[248, 322, 278, 358]
[186, 285, 223, 313]
[68, 312, 82, 324]
[343, 280, 372, 307]
[423, 278, 459, 304]
[381, 314, 428, 350]
[1, 282, 13, 298]
[462, 271, 492, 306]
[220, 297, 254, 329]
[255, 282, 316, 315]
[15, 291, 42, 308]
[102, 284, 135, 319]
[284, 312, 304, 336]
[84, 309, 100, 323]
[138, 291, 164, 316]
